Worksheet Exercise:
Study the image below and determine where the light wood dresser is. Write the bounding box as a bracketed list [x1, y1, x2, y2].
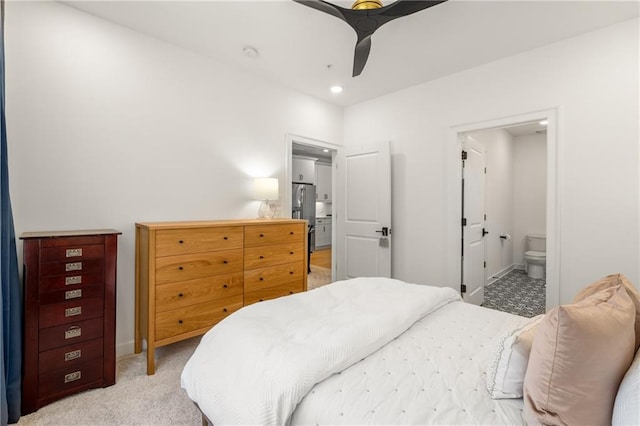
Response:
[135, 219, 308, 374]
[20, 229, 120, 414]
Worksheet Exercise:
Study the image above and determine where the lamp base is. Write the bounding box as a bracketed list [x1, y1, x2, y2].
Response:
[257, 200, 277, 219]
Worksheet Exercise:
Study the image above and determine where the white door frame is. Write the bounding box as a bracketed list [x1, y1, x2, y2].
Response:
[284, 133, 341, 280]
[445, 109, 561, 311]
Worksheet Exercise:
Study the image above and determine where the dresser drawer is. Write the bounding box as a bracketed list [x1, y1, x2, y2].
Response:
[244, 281, 303, 305]
[39, 317, 104, 352]
[156, 272, 243, 313]
[40, 258, 103, 278]
[244, 243, 305, 270]
[39, 272, 104, 293]
[156, 227, 243, 257]
[155, 294, 243, 341]
[244, 262, 304, 292]
[244, 224, 305, 247]
[40, 235, 104, 248]
[155, 249, 243, 285]
[39, 358, 104, 400]
[39, 284, 104, 305]
[40, 244, 105, 262]
[39, 338, 103, 374]
[39, 297, 104, 328]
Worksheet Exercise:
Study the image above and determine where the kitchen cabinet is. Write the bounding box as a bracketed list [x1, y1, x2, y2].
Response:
[316, 163, 332, 202]
[315, 217, 332, 249]
[292, 156, 316, 184]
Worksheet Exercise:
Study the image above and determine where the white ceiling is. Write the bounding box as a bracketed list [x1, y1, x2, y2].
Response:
[62, 0, 638, 107]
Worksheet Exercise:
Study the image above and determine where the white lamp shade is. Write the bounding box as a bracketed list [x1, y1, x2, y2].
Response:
[254, 177, 279, 200]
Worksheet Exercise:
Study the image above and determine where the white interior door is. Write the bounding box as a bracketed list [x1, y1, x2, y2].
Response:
[337, 142, 391, 279]
[462, 136, 486, 305]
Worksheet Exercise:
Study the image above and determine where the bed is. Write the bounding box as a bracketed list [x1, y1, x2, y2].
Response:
[181, 276, 640, 426]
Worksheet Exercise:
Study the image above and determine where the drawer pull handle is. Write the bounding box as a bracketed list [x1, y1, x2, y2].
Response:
[178, 320, 183, 324]
[289, 291, 294, 295]
[259, 277, 264, 281]
[65, 326, 81, 340]
[290, 232, 294, 235]
[64, 371, 82, 384]
[259, 256, 264, 259]
[224, 237, 228, 240]
[65, 306, 82, 317]
[289, 271, 294, 275]
[179, 240, 184, 244]
[65, 276, 82, 285]
[223, 284, 228, 288]
[290, 252, 294, 255]
[65, 289, 82, 300]
[223, 308, 228, 312]
[223, 260, 228, 264]
[65, 349, 82, 361]
[259, 299, 264, 302]
[178, 266, 184, 270]
[260, 234, 264, 237]
[66, 248, 83, 258]
[178, 293, 184, 298]
[65, 262, 82, 272]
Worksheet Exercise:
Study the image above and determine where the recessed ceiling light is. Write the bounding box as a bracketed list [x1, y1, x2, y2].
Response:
[539, 120, 548, 126]
[330, 85, 343, 94]
[323, 149, 329, 153]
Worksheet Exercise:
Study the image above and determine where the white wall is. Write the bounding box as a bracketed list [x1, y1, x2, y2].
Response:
[467, 129, 515, 282]
[513, 134, 547, 267]
[343, 18, 639, 303]
[5, 1, 343, 355]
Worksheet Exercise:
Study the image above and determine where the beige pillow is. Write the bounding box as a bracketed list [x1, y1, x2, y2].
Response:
[523, 285, 636, 426]
[573, 273, 640, 351]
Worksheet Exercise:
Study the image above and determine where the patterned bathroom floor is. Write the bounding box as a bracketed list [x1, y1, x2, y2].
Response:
[482, 269, 546, 318]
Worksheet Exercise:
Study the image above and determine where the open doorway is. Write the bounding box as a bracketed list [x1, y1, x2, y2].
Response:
[285, 134, 339, 290]
[461, 121, 548, 317]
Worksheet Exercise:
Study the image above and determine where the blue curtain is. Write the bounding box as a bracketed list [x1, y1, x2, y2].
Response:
[0, 0, 22, 423]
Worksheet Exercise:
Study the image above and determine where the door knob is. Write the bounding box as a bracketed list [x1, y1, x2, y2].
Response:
[375, 227, 390, 237]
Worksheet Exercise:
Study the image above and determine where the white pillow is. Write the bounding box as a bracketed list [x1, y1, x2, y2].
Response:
[613, 348, 640, 426]
[486, 314, 544, 399]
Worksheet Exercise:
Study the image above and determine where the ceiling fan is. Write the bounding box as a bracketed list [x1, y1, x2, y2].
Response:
[293, 0, 448, 77]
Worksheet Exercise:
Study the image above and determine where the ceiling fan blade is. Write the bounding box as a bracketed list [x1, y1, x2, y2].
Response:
[352, 36, 372, 77]
[379, 0, 448, 20]
[292, 0, 348, 23]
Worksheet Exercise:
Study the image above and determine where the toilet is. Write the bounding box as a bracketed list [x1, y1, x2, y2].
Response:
[524, 234, 546, 279]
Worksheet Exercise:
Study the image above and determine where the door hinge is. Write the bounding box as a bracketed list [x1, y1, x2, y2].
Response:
[461, 218, 467, 227]
[484, 261, 487, 268]
[484, 167, 487, 174]
[461, 284, 467, 293]
[484, 214, 486, 220]
[461, 150, 468, 160]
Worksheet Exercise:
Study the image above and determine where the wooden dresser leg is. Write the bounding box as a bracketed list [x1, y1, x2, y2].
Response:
[147, 343, 155, 375]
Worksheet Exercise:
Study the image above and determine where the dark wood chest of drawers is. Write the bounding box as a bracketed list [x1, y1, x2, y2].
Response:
[20, 229, 120, 414]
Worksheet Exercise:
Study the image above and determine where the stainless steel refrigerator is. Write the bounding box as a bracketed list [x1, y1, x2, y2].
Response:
[292, 183, 316, 271]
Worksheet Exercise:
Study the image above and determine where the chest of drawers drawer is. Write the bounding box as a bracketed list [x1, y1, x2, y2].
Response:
[155, 294, 243, 341]
[39, 338, 103, 374]
[39, 272, 104, 293]
[156, 226, 244, 257]
[244, 281, 304, 306]
[39, 285, 104, 305]
[39, 317, 104, 352]
[39, 297, 104, 328]
[40, 258, 103, 278]
[155, 249, 243, 284]
[244, 242, 304, 269]
[245, 223, 305, 247]
[38, 357, 104, 401]
[156, 272, 243, 313]
[244, 261, 304, 292]
[40, 244, 105, 262]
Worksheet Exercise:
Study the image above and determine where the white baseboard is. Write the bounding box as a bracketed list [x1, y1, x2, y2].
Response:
[117, 340, 136, 359]
[487, 264, 516, 286]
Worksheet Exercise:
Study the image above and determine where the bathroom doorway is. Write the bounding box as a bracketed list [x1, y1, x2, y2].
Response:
[449, 109, 559, 314]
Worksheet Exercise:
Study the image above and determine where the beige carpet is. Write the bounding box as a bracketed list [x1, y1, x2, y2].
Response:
[17, 337, 202, 425]
[307, 265, 332, 290]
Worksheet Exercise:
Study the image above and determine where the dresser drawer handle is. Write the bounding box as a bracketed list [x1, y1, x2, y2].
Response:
[65, 326, 81, 340]
[290, 252, 294, 255]
[65, 349, 82, 361]
[65, 306, 82, 317]
[64, 371, 82, 384]
[259, 256, 264, 259]
[65, 289, 82, 300]
[223, 284, 228, 288]
[223, 260, 228, 264]
[179, 240, 184, 244]
[223, 237, 228, 240]
[290, 232, 294, 235]
[178, 320, 183, 324]
[289, 271, 294, 275]
[66, 248, 83, 258]
[178, 293, 184, 298]
[259, 277, 264, 281]
[223, 308, 228, 312]
[65, 262, 82, 272]
[289, 291, 294, 295]
[65, 276, 82, 285]
[178, 266, 184, 270]
[259, 299, 264, 302]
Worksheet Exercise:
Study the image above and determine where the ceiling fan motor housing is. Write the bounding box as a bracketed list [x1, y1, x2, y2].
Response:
[351, 0, 383, 10]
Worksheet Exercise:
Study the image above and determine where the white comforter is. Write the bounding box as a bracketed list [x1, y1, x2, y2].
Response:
[181, 277, 460, 425]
